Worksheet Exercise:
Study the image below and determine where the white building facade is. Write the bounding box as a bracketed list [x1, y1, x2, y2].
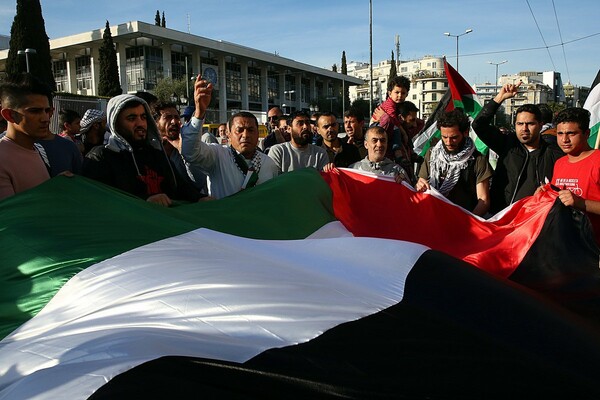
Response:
[347, 56, 447, 119]
[0, 21, 362, 123]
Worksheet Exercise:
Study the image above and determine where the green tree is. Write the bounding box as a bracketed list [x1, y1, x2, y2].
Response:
[341, 51, 350, 111]
[98, 21, 122, 97]
[6, 0, 55, 89]
[388, 51, 397, 83]
[161, 12, 166, 28]
[153, 77, 187, 103]
[155, 10, 160, 26]
[332, 64, 337, 73]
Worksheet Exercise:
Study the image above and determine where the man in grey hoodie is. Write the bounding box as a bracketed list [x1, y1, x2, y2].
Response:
[82, 94, 203, 206]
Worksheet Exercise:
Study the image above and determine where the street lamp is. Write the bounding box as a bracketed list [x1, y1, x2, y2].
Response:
[17, 48, 37, 73]
[488, 60, 508, 125]
[487, 60, 508, 95]
[443, 29, 472, 72]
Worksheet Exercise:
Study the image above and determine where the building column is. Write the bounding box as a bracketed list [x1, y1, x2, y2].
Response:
[66, 53, 77, 94]
[218, 54, 227, 122]
[90, 46, 100, 96]
[116, 42, 127, 93]
[310, 76, 317, 105]
[240, 59, 249, 111]
[295, 73, 302, 110]
[278, 71, 286, 109]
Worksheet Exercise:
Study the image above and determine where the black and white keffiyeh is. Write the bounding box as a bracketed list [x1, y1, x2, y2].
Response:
[429, 137, 475, 196]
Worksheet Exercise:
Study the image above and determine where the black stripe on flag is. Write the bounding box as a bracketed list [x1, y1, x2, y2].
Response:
[90, 250, 600, 399]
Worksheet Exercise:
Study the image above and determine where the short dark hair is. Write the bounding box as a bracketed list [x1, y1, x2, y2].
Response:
[397, 101, 419, 117]
[228, 111, 258, 131]
[365, 126, 386, 140]
[344, 108, 364, 122]
[554, 107, 590, 132]
[0, 73, 53, 109]
[153, 101, 179, 120]
[387, 75, 411, 93]
[317, 111, 337, 126]
[58, 109, 81, 127]
[437, 109, 470, 133]
[287, 110, 311, 126]
[516, 104, 542, 122]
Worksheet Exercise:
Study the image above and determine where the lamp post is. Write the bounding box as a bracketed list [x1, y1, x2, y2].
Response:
[326, 96, 336, 112]
[443, 29, 472, 72]
[487, 60, 508, 125]
[17, 48, 37, 73]
[487, 60, 508, 95]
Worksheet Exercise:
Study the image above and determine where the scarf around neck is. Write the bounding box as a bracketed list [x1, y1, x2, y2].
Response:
[429, 136, 475, 196]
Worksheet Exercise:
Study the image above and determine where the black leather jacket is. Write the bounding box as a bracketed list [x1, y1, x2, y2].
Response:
[472, 100, 564, 213]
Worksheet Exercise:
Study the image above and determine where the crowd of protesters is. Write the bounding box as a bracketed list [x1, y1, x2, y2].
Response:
[0, 72, 598, 245]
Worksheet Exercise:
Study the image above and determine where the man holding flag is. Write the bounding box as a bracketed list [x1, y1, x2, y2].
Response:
[472, 82, 563, 213]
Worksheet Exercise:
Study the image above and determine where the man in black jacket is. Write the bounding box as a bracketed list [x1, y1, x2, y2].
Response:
[83, 94, 204, 207]
[472, 82, 563, 213]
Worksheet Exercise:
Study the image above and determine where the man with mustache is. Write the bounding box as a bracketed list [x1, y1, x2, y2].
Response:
[472, 82, 563, 213]
[179, 76, 279, 199]
[416, 109, 493, 217]
[268, 110, 329, 173]
[83, 94, 203, 206]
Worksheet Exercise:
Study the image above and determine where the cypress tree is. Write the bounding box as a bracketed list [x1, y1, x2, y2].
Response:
[155, 10, 160, 26]
[6, 0, 56, 90]
[97, 21, 122, 97]
[388, 51, 397, 83]
[161, 12, 166, 28]
[341, 51, 350, 110]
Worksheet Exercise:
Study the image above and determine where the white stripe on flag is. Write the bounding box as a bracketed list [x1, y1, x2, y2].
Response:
[0, 227, 428, 400]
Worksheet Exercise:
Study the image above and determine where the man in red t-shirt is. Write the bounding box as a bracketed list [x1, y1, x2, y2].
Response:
[549, 107, 600, 243]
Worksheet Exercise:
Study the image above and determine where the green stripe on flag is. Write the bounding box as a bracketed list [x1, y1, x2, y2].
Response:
[0, 169, 335, 339]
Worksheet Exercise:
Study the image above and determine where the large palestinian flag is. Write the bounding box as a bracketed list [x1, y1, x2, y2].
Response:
[1, 169, 600, 399]
[413, 59, 486, 156]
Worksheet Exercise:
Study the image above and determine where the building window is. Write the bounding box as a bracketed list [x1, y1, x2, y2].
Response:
[412, 94, 417, 100]
[248, 66, 261, 103]
[431, 62, 437, 69]
[284, 74, 296, 102]
[226, 62, 241, 101]
[171, 51, 191, 81]
[432, 93, 437, 101]
[301, 78, 310, 103]
[267, 69, 278, 104]
[432, 82, 437, 90]
[125, 46, 163, 92]
[75, 56, 92, 91]
[53, 59, 68, 92]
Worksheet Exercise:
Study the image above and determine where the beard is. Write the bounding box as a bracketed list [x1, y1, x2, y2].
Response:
[292, 131, 311, 146]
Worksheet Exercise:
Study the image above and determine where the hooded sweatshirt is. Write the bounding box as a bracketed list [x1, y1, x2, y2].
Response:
[82, 94, 201, 202]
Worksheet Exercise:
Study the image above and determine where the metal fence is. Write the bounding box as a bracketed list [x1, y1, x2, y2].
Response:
[51, 95, 107, 134]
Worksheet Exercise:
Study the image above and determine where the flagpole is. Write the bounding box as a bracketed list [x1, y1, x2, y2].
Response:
[369, 0, 373, 117]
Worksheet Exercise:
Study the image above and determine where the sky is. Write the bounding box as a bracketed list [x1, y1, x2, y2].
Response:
[1, 0, 599, 87]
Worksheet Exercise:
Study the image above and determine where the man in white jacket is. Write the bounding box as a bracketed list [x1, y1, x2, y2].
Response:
[180, 75, 279, 199]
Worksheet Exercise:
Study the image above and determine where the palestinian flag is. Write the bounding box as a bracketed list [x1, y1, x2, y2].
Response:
[584, 69, 600, 148]
[413, 59, 486, 156]
[1, 169, 600, 399]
